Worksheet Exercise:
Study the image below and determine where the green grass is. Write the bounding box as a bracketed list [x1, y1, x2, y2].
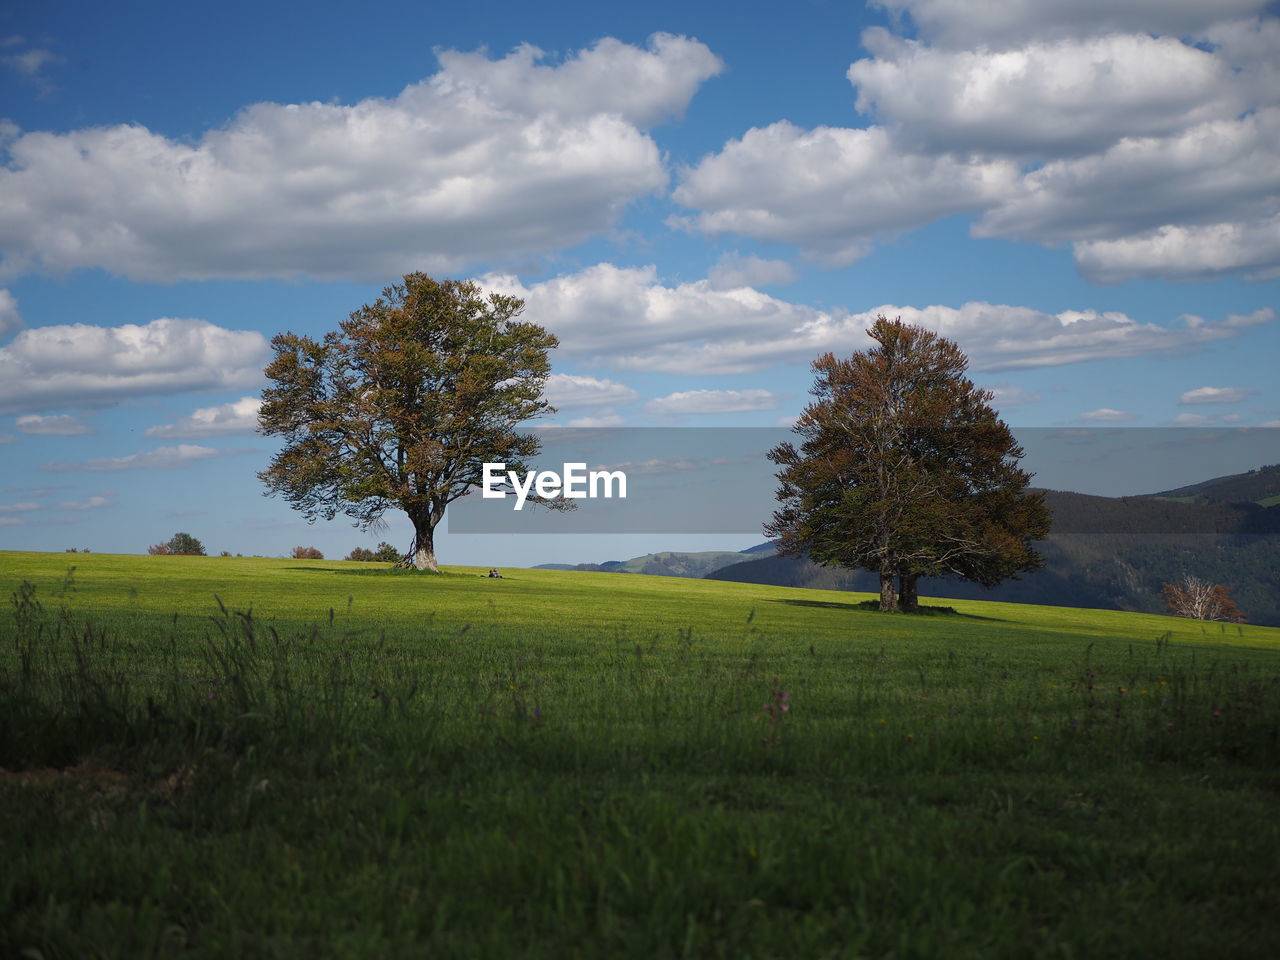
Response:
[2, 550, 1279, 959]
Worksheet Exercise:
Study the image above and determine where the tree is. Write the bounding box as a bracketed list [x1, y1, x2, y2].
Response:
[258, 273, 560, 572]
[291, 546, 324, 559]
[766, 316, 1050, 612]
[1161, 575, 1247, 623]
[149, 532, 206, 556]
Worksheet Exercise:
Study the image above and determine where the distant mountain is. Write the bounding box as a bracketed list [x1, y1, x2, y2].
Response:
[534, 544, 776, 579]
[707, 479, 1280, 626]
[1152, 463, 1280, 508]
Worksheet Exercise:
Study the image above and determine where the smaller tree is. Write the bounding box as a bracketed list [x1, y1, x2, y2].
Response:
[291, 545, 324, 559]
[149, 532, 205, 556]
[374, 541, 402, 562]
[1161, 575, 1247, 623]
[345, 547, 376, 562]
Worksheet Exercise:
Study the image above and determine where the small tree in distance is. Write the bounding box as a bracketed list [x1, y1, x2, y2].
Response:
[1162, 575, 1246, 623]
[258, 273, 563, 572]
[148, 532, 206, 556]
[291, 546, 324, 560]
[767, 316, 1050, 612]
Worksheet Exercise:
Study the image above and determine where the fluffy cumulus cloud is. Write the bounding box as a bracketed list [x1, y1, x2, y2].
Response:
[672, 122, 1017, 265]
[16, 413, 94, 435]
[871, 0, 1271, 47]
[0, 288, 19, 337]
[849, 30, 1241, 157]
[542, 374, 639, 410]
[645, 389, 778, 416]
[1179, 386, 1257, 405]
[146, 397, 262, 439]
[0, 34, 721, 282]
[0, 318, 269, 415]
[675, 3, 1280, 282]
[42, 444, 231, 472]
[1080, 408, 1138, 422]
[706, 253, 798, 290]
[488, 263, 1276, 374]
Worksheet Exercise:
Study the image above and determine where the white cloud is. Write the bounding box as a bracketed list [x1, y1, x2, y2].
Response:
[1179, 386, 1257, 404]
[0, 318, 269, 415]
[987, 384, 1042, 407]
[2, 47, 57, 78]
[1171, 413, 1215, 426]
[671, 122, 1018, 265]
[0, 516, 25, 526]
[1073, 214, 1280, 283]
[671, 8, 1280, 283]
[146, 396, 262, 439]
[0, 501, 39, 513]
[55, 495, 113, 511]
[975, 108, 1280, 242]
[490, 263, 1276, 374]
[542, 374, 638, 410]
[0, 34, 720, 282]
[849, 31, 1240, 157]
[16, 413, 94, 435]
[567, 411, 625, 428]
[873, 0, 1270, 47]
[1080, 408, 1138, 422]
[0, 288, 19, 337]
[706, 252, 798, 290]
[645, 389, 778, 415]
[42, 444, 231, 472]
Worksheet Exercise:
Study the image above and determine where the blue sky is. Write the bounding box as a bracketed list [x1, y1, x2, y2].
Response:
[1, 0, 1277, 566]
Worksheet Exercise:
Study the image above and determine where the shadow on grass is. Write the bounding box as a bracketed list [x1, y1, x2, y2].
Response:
[765, 597, 1005, 622]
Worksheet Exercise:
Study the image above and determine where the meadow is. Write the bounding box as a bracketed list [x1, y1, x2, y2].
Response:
[2, 550, 1278, 958]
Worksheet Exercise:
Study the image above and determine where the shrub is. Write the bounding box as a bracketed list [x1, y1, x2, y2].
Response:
[291, 546, 324, 560]
[147, 543, 171, 556]
[344, 542, 402, 563]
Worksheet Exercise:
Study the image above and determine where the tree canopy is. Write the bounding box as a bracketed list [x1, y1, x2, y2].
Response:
[258, 273, 559, 571]
[766, 316, 1050, 611]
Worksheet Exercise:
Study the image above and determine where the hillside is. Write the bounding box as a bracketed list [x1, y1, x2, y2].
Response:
[708, 482, 1280, 625]
[1153, 463, 1280, 506]
[535, 543, 775, 579]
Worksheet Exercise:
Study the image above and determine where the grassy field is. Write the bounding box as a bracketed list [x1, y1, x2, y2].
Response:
[2, 550, 1278, 958]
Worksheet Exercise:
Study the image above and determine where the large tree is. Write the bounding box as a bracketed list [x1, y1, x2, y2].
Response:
[766, 316, 1050, 612]
[258, 273, 559, 572]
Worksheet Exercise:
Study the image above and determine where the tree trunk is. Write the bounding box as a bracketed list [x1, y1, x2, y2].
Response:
[879, 569, 898, 612]
[898, 571, 919, 612]
[411, 519, 440, 572]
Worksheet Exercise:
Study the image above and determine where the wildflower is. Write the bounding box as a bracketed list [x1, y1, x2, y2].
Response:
[905, 733, 914, 741]
[507, 684, 517, 690]
[1140, 690, 1149, 695]
[1211, 710, 1222, 719]
[1032, 735, 1040, 741]
[1118, 687, 1128, 695]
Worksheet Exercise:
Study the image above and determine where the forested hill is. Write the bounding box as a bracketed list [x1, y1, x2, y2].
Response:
[1152, 463, 1280, 507]
[706, 482, 1280, 626]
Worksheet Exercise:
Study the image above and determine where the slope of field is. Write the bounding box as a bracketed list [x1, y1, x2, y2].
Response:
[2, 551, 1279, 958]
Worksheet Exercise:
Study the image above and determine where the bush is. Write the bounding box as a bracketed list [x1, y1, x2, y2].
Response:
[345, 542, 402, 563]
[147, 543, 171, 555]
[291, 546, 324, 560]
